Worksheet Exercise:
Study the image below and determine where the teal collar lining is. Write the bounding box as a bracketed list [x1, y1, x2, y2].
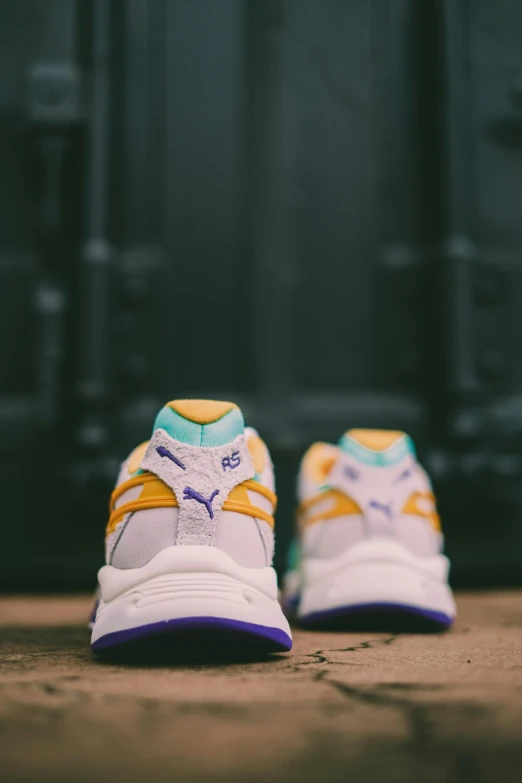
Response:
[338, 433, 415, 467]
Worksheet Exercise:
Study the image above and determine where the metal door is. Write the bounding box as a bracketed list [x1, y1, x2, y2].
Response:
[1, 0, 521, 587]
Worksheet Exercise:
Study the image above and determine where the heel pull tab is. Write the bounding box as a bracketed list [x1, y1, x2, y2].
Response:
[141, 428, 254, 545]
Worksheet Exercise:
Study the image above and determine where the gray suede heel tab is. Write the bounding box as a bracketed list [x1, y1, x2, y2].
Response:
[141, 428, 254, 545]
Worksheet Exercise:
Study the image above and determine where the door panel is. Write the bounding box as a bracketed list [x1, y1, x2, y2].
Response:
[1, 0, 522, 586]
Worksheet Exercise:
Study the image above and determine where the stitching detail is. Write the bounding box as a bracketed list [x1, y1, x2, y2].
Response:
[253, 517, 269, 565]
[156, 445, 186, 470]
[182, 487, 220, 520]
[109, 512, 135, 564]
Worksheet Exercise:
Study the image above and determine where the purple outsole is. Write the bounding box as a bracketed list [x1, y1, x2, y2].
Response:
[92, 616, 292, 655]
[299, 602, 454, 629]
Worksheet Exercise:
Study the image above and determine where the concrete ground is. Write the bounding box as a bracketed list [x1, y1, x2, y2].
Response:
[0, 592, 521, 783]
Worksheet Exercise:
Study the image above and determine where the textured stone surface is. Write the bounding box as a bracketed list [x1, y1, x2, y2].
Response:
[0, 592, 522, 782]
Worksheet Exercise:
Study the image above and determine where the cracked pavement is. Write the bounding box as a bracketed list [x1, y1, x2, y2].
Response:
[1, 592, 522, 783]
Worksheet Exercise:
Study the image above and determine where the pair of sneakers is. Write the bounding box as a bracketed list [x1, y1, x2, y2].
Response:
[91, 399, 456, 656]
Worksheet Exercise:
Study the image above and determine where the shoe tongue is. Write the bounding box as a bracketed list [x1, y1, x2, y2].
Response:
[338, 428, 415, 467]
[152, 399, 245, 446]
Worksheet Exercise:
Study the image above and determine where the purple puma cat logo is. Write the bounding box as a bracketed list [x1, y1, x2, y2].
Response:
[344, 465, 359, 480]
[183, 487, 220, 519]
[156, 445, 185, 470]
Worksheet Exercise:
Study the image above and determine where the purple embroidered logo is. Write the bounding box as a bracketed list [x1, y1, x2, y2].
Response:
[222, 451, 241, 471]
[369, 500, 392, 518]
[156, 445, 185, 470]
[344, 465, 359, 480]
[183, 487, 219, 519]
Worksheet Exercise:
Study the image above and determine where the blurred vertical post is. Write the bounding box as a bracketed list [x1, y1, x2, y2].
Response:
[246, 0, 295, 439]
[441, 0, 478, 405]
[78, 0, 114, 450]
[27, 60, 82, 428]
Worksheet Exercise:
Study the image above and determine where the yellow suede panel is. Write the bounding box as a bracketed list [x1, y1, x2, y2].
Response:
[346, 429, 405, 452]
[224, 481, 276, 527]
[299, 489, 361, 528]
[107, 474, 276, 538]
[127, 441, 149, 474]
[138, 477, 176, 502]
[110, 472, 153, 511]
[107, 473, 178, 537]
[227, 484, 251, 505]
[302, 442, 338, 485]
[107, 497, 178, 536]
[167, 399, 238, 424]
[223, 500, 274, 528]
[402, 491, 441, 532]
[227, 481, 276, 510]
[247, 433, 266, 474]
[242, 479, 277, 509]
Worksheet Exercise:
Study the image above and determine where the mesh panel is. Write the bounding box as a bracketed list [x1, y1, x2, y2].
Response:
[215, 511, 271, 567]
[303, 516, 366, 559]
[395, 515, 441, 558]
[246, 489, 272, 514]
[257, 519, 274, 564]
[114, 485, 141, 509]
[105, 526, 123, 564]
[110, 507, 179, 569]
[109, 508, 274, 570]
[303, 515, 441, 559]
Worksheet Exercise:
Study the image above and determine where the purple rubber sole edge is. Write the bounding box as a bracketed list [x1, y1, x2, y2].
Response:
[88, 598, 100, 627]
[91, 616, 293, 655]
[299, 601, 455, 629]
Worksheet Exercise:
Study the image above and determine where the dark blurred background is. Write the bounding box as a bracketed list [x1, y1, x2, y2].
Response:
[2, 0, 522, 590]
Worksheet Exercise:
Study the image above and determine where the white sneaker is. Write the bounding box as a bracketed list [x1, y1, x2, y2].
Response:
[283, 429, 456, 629]
[91, 399, 292, 655]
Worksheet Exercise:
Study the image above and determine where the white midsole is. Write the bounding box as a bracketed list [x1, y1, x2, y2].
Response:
[92, 547, 291, 644]
[98, 546, 279, 603]
[287, 540, 456, 620]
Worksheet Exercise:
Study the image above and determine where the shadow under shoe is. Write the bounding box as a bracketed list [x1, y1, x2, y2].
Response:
[298, 603, 454, 633]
